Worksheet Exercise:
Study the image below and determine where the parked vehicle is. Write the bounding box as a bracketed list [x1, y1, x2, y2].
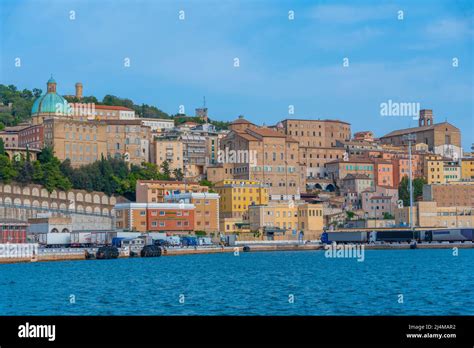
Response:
[165, 236, 181, 246]
[153, 239, 170, 247]
[39, 233, 71, 248]
[198, 237, 213, 246]
[181, 236, 197, 247]
[321, 228, 474, 244]
[121, 238, 145, 254]
[112, 237, 126, 248]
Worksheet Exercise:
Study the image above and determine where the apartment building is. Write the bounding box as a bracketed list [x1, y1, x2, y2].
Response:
[152, 137, 184, 171]
[423, 154, 445, 184]
[461, 158, 474, 180]
[299, 147, 346, 178]
[248, 201, 324, 239]
[214, 179, 268, 220]
[279, 119, 351, 148]
[114, 202, 195, 234]
[443, 160, 461, 183]
[222, 117, 305, 200]
[165, 192, 219, 233]
[326, 159, 375, 182]
[105, 119, 150, 165]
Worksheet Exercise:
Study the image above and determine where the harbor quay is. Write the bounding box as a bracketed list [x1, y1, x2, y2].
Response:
[1, 237, 473, 264]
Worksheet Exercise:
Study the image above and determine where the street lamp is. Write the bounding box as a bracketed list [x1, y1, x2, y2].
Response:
[402, 134, 416, 232]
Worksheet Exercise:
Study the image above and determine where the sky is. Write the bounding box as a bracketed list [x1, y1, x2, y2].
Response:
[1, 0, 473, 149]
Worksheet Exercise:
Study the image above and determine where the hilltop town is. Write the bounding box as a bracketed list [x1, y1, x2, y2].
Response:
[0, 77, 473, 244]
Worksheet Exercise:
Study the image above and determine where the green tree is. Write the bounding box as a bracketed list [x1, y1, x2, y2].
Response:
[0, 155, 17, 182]
[0, 138, 5, 155]
[38, 146, 55, 164]
[160, 160, 171, 179]
[398, 176, 427, 207]
[346, 211, 355, 220]
[173, 168, 184, 181]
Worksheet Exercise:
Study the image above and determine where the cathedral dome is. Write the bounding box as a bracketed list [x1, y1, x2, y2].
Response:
[31, 76, 69, 116]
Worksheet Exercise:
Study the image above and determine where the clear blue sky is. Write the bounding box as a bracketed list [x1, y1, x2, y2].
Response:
[1, 0, 473, 149]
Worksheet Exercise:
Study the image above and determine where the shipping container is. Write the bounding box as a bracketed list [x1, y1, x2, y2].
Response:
[91, 231, 117, 245]
[324, 231, 368, 243]
[71, 232, 92, 246]
[40, 233, 71, 247]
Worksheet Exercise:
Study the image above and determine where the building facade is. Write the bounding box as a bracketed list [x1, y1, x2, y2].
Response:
[114, 202, 195, 233]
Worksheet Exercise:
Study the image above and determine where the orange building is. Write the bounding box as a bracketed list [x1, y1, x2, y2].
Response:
[372, 159, 394, 188]
[164, 192, 220, 233]
[114, 202, 195, 234]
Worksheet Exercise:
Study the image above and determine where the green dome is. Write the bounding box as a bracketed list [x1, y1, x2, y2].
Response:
[31, 77, 69, 115]
[31, 93, 68, 115]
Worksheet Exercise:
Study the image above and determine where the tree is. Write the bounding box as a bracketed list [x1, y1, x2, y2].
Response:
[346, 211, 355, 220]
[0, 138, 5, 155]
[173, 168, 184, 181]
[0, 155, 16, 182]
[38, 147, 55, 164]
[199, 179, 213, 188]
[383, 212, 395, 220]
[398, 176, 427, 207]
[160, 160, 171, 179]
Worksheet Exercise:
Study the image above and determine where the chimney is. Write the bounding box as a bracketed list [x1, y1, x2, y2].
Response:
[75, 82, 83, 99]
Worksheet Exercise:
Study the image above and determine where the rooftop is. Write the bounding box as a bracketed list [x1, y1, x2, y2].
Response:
[381, 122, 459, 138]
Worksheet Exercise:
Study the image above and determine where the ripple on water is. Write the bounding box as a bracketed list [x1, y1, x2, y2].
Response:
[0, 249, 473, 315]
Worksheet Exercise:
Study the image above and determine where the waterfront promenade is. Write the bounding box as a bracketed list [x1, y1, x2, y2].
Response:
[1, 242, 473, 264]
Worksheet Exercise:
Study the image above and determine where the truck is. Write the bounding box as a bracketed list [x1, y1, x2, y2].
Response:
[198, 237, 213, 246]
[322, 231, 368, 244]
[112, 237, 126, 248]
[71, 232, 92, 247]
[90, 231, 116, 245]
[165, 236, 181, 246]
[181, 236, 198, 247]
[39, 233, 72, 247]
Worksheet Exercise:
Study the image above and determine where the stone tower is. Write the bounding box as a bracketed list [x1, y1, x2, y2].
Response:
[419, 109, 433, 127]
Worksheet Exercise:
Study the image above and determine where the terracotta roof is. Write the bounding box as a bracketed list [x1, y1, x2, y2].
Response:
[231, 117, 255, 125]
[281, 118, 351, 125]
[236, 132, 259, 141]
[343, 173, 372, 180]
[94, 105, 134, 111]
[247, 127, 287, 138]
[380, 122, 458, 138]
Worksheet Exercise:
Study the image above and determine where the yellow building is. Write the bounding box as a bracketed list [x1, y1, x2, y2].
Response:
[461, 158, 474, 180]
[423, 155, 444, 184]
[152, 138, 184, 172]
[214, 179, 268, 220]
[248, 201, 324, 240]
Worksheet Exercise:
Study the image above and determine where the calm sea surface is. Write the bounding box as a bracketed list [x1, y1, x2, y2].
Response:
[0, 249, 473, 315]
